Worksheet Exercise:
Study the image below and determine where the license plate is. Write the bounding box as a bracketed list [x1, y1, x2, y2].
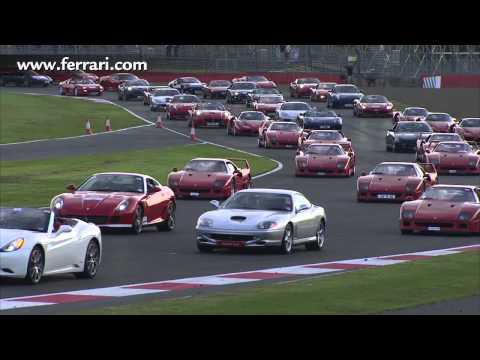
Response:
[317, 172, 326, 176]
[377, 194, 396, 199]
[344, 104, 353, 108]
[218, 240, 244, 247]
[448, 170, 457, 173]
[319, 125, 330, 129]
[427, 226, 441, 231]
[190, 192, 200, 197]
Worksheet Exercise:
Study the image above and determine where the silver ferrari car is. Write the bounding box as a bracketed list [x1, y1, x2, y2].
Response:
[196, 189, 326, 254]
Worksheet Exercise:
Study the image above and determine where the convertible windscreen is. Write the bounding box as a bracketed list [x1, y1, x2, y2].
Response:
[317, 83, 335, 89]
[335, 86, 359, 93]
[270, 123, 299, 132]
[117, 74, 137, 80]
[371, 164, 417, 177]
[361, 95, 387, 103]
[184, 160, 227, 173]
[430, 134, 461, 142]
[231, 83, 256, 90]
[182, 78, 201, 83]
[127, 80, 149, 86]
[198, 103, 225, 110]
[153, 89, 179, 96]
[223, 192, 293, 212]
[210, 80, 230, 87]
[404, 108, 428, 116]
[298, 78, 320, 84]
[461, 118, 480, 127]
[396, 123, 432, 133]
[239, 112, 264, 121]
[0, 208, 50, 232]
[426, 114, 451, 122]
[306, 145, 344, 156]
[420, 187, 476, 202]
[305, 111, 336, 118]
[78, 174, 145, 193]
[254, 89, 279, 95]
[259, 96, 283, 104]
[308, 131, 342, 140]
[434, 143, 470, 153]
[247, 76, 268, 82]
[72, 79, 96, 84]
[281, 103, 310, 111]
[172, 95, 199, 103]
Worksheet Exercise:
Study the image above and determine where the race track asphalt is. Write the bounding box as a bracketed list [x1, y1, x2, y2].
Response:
[1, 85, 479, 312]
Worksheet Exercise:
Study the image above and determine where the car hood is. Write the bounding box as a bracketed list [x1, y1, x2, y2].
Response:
[278, 110, 305, 118]
[174, 172, 230, 186]
[200, 209, 291, 230]
[61, 191, 142, 213]
[367, 175, 420, 191]
[152, 96, 173, 101]
[0, 229, 44, 248]
[395, 132, 429, 139]
[412, 200, 474, 220]
[461, 127, 480, 135]
[303, 155, 349, 167]
[429, 152, 476, 165]
[335, 92, 363, 97]
[267, 131, 300, 140]
[210, 87, 229, 91]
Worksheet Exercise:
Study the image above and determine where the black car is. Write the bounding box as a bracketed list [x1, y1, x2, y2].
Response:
[246, 88, 281, 108]
[226, 82, 257, 104]
[168, 77, 205, 94]
[297, 110, 343, 131]
[386, 121, 433, 153]
[118, 79, 150, 101]
[0, 70, 52, 87]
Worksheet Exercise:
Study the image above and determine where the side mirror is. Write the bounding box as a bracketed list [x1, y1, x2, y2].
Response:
[296, 204, 309, 213]
[210, 200, 220, 208]
[172, 167, 178, 172]
[361, 171, 367, 176]
[66, 184, 76, 192]
[149, 185, 162, 193]
[56, 224, 73, 235]
[235, 170, 243, 177]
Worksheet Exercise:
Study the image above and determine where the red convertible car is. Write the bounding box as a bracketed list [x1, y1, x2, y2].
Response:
[357, 162, 438, 202]
[188, 102, 233, 128]
[59, 78, 103, 96]
[399, 185, 480, 235]
[424, 113, 457, 133]
[202, 80, 231, 99]
[455, 118, 480, 142]
[424, 141, 480, 175]
[252, 95, 285, 116]
[69, 70, 99, 82]
[393, 107, 429, 124]
[167, 158, 252, 199]
[289, 78, 321, 98]
[295, 143, 355, 177]
[166, 94, 201, 120]
[353, 95, 394, 117]
[232, 75, 277, 88]
[227, 111, 269, 136]
[416, 133, 464, 162]
[51, 172, 176, 234]
[98, 73, 139, 91]
[298, 130, 351, 152]
[258, 121, 303, 149]
[310, 82, 337, 102]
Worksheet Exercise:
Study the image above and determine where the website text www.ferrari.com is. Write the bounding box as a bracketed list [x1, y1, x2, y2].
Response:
[16, 57, 148, 72]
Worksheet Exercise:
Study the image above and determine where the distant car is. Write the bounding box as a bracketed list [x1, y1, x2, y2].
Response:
[69, 70, 99, 82]
[275, 102, 312, 122]
[295, 143, 355, 177]
[226, 82, 257, 104]
[166, 94, 201, 120]
[202, 80, 232, 99]
[196, 189, 327, 254]
[59, 78, 103, 96]
[118, 79, 150, 101]
[142, 86, 173, 105]
[399, 185, 480, 235]
[424, 113, 457, 133]
[232, 75, 276, 88]
[289, 78, 321, 98]
[327, 84, 364, 108]
[297, 110, 343, 131]
[168, 77, 206, 94]
[188, 102, 233, 128]
[167, 158, 252, 199]
[455, 118, 480, 142]
[52, 172, 176, 235]
[310, 82, 337, 102]
[99, 73, 139, 91]
[0, 70, 52, 87]
[227, 111, 269, 136]
[424, 141, 480, 175]
[416, 133, 465, 162]
[258, 121, 303, 149]
[386, 121, 433, 153]
[298, 130, 351, 152]
[246, 88, 282, 108]
[252, 95, 285, 116]
[357, 162, 438, 202]
[0, 207, 102, 284]
[147, 88, 180, 111]
[353, 95, 394, 117]
[392, 107, 429, 124]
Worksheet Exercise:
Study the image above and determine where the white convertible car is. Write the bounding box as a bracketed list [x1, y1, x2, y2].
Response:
[0, 207, 102, 284]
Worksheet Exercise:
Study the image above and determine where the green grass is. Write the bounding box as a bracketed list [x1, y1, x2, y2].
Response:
[0, 143, 277, 207]
[0, 91, 145, 143]
[75, 251, 480, 315]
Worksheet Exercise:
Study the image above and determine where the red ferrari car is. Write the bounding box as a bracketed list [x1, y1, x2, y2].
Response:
[252, 95, 285, 116]
[99, 73, 139, 91]
[310, 82, 337, 102]
[353, 95, 394, 117]
[166, 94, 201, 121]
[167, 158, 252, 199]
[416, 133, 464, 162]
[295, 143, 355, 177]
[69, 70, 99, 82]
[455, 118, 480, 142]
[289, 78, 320, 98]
[232, 75, 276, 89]
[399, 185, 480, 235]
[227, 111, 269, 136]
[298, 130, 351, 152]
[392, 107, 429, 124]
[424, 113, 457, 133]
[202, 80, 231, 99]
[51, 172, 176, 234]
[59, 78, 103, 96]
[357, 162, 438, 202]
[258, 121, 303, 149]
[424, 141, 480, 175]
[188, 102, 233, 128]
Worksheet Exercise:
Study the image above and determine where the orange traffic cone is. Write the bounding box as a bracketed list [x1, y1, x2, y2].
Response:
[85, 120, 93, 135]
[105, 119, 112, 131]
[190, 124, 197, 141]
[155, 115, 164, 128]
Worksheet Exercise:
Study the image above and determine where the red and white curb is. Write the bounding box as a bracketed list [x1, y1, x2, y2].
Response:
[1, 244, 479, 311]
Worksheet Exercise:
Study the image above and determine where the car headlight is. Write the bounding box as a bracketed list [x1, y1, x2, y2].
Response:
[358, 183, 369, 192]
[127, 87, 132, 91]
[197, 218, 213, 228]
[234, 92, 239, 96]
[169, 178, 179, 187]
[52, 197, 64, 210]
[336, 162, 347, 169]
[256, 221, 278, 230]
[115, 200, 129, 212]
[401, 210, 415, 219]
[213, 180, 226, 189]
[458, 212, 474, 221]
[1, 238, 25, 252]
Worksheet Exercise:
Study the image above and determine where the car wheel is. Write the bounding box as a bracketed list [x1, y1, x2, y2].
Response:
[305, 221, 326, 251]
[280, 224, 294, 255]
[197, 243, 214, 253]
[74, 88, 78, 96]
[130, 206, 144, 235]
[157, 202, 176, 231]
[75, 239, 100, 279]
[25, 246, 44, 284]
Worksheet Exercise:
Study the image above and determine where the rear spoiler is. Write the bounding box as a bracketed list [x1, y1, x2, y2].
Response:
[228, 158, 250, 169]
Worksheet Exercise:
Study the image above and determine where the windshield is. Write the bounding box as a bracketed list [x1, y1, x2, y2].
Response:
[426, 113, 451, 122]
[117, 74, 137, 80]
[420, 187, 476, 202]
[317, 83, 336, 89]
[126, 80, 149, 86]
[182, 77, 201, 83]
[184, 160, 227, 173]
[270, 123, 299, 132]
[461, 118, 480, 127]
[78, 174, 145, 193]
[172, 95, 199, 103]
[404, 108, 428, 116]
[305, 145, 344, 156]
[281, 103, 310, 111]
[396, 122, 432, 133]
[371, 164, 417, 176]
[254, 89, 279, 95]
[298, 78, 320, 84]
[198, 103, 225, 111]
[72, 79, 95, 84]
[0, 208, 50, 232]
[231, 82, 256, 90]
[434, 143, 470, 153]
[238, 112, 264, 121]
[430, 134, 462, 142]
[259, 96, 283, 104]
[361, 95, 387, 103]
[308, 131, 343, 140]
[305, 111, 336, 118]
[153, 89, 179, 96]
[210, 80, 230, 87]
[247, 76, 268, 82]
[223, 192, 293, 212]
[335, 85, 359, 93]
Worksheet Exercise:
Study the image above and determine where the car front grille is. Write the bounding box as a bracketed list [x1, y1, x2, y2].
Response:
[66, 215, 109, 224]
[208, 234, 255, 241]
[414, 222, 454, 228]
[179, 188, 211, 193]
